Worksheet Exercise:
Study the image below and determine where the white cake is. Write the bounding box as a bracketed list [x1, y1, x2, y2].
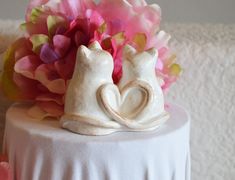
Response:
[4, 103, 190, 180]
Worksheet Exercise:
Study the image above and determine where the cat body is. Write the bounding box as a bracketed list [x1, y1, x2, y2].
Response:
[118, 45, 168, 123]
[60, 41, 121, 135]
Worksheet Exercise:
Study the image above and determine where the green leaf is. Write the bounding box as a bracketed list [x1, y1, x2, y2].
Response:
[47, 15, 67, 36]
[30, 34, 49, 53]
[30, 7, 44, 23]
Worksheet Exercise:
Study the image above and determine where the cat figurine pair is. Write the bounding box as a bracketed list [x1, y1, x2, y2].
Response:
[60, 41, 169, 135]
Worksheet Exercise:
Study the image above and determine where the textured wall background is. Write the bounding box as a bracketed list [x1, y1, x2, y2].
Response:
[0, 20, 234, 180]
[0, 0, 235, 23]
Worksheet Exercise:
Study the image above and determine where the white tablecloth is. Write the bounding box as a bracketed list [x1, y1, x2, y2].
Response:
[4, 103, 190, 180]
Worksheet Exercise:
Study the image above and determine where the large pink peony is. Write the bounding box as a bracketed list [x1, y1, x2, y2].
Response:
[1, 0, 181, 118]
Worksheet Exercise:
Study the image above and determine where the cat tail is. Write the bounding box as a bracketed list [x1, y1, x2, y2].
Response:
[98, 80, 164, 130]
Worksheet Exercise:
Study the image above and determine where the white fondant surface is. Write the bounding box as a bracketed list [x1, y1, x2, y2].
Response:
[4, 103, 190, 180]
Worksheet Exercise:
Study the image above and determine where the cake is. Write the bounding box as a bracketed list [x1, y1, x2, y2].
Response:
[1, 0, 189, 179]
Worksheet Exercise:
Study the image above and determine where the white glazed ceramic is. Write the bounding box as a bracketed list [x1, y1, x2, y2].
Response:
[60, 41, 169, 135]
[60, 41, 121, 135]
[118, 45, 169, 123]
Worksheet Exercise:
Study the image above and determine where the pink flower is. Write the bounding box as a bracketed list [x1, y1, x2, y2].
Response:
[0, 154, 12, 180]
[1, 0, 181, 118]
[2, 4, 105, 118]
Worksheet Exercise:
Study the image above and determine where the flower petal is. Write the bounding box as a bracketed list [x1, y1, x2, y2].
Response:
[47, 15, 68, 36]
[54, 48, 76, 79]
[74, 31, 89, 47]
[28, 104, 51, 120]
[36, 93, 64, 105]
[37, 101, 64, 117]
[26, 0, 95, 20]
[35, 64, 66, 94]
[126, 0, 147, 6]
[1, 47, 22, 100]
[132, 33, 147, 51]
[14, 55, 41, 79]
[30, 34, 49, 53]
[53, 34, 71, 57]
[40, 43, 60, 63]
[0, 162, 12, 180]
[13, 73, 40, 99]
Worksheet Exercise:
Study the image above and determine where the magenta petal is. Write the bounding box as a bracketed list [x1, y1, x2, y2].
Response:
[53, 35, 71, 57]
[54, 48, 76, 79]
[40, 43, 59, 64]
[74, 31, 89, 46]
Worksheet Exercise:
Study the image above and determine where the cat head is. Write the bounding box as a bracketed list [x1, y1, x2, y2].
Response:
[76, 41, 114, 75]
[123, 44, 158, 75]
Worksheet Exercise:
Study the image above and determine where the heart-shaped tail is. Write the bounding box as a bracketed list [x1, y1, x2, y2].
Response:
[98, 80, 161, 130]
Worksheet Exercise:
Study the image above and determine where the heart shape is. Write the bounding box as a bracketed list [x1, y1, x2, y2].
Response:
[98, 80, 155, 129]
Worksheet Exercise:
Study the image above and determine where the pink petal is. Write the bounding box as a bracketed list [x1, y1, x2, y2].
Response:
[26, 0, 95, 20]
[36, 93, 64, 105]
[54, 48, 76, 79]
[126, 0, 147, 6]
[13, 73, 40, 99]
[97, 0, 134, 35]
[35, 64, 66, 94]
[53, 35, 71, 57]
[156, 58, 164, 70]
[56, 0, 95, 18]
[37, 101, 64, 117]
[26, 0, 49, 21]
[158, 47, 169, 60]
[11, 38, 33, 61]
[112, 50, 123, 84]
[85, 9, 104, 35]
[23, 21, 48, 36]
[14, 55, 41, 79]
[0, 154, 8, 162]
[74, 31, 89, 47]
[0, 162, 12, 180]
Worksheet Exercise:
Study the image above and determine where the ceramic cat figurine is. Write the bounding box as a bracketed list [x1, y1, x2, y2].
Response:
[60, 41, 121, 135]
[118, 44, 169, 125]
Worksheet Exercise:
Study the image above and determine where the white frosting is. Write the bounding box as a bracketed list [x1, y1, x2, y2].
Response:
[60, 41, 169, 135]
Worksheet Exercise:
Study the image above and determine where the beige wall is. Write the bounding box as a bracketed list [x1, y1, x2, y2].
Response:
[0, 0, 234, 23]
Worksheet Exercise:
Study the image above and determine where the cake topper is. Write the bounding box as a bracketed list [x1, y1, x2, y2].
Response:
[61, 41, 169, 135]
[1, 0, 181, 133]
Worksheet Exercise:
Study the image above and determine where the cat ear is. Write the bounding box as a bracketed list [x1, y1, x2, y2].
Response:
[123, 44, 136, 59]
[89, 41, 102, 50]
[146, 48, 158, 59]
[77, 45, 90, 58]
